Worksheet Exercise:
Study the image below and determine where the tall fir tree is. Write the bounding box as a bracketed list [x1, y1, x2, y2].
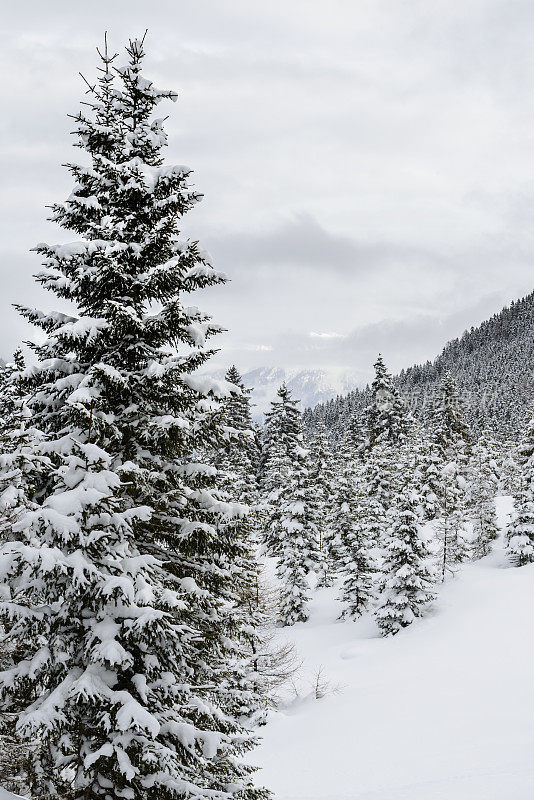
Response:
[260, 383, 301, 489]
[217, 365, 260, 529]
[0, 350, 26, 455]
[260, 386, 319, 623]
[499, 445, 521, 496]
[429, 374, 471, 461]
[307, 422, 336, 587]
[261, 386, 319, 564]
[276, 512, 312, 627]
[364, 354, 410, 452]
[375, 487, 436, 636]
[359, 441, 399, 556]
[0, 37, 267, 799]
[468, 429, 500, 559]
[272, 451, 319, 624]
[418, 438, 443, 522]
[0, 352, 47, 793]
[430, 375, 470, 578]
[506, 414, 534, 566]
[335, 450, 378, 619]
[434, 460, 470, 580]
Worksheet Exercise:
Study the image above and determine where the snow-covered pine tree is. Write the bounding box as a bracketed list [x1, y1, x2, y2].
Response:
[0, 351, 25, 447]
[499, 444, 521, 496]
[430, 375, 470, 578]
[0, 352, 45, 797]
[364, 354, 410, 452]
[468, 428, 500, 559]
[307, 421, 336, 587]
[1, 36, 267, 799]
[375, 486, 436, 636]
[434, 460, 470, 579]
[276, 516, 312, 626]
[273, 448, 319, 624]
[259, 387, 319, 624]
[430, 374, 471, 462]
[364, 441, 399, 514]
[260, 383, 301, 489]
[261, 385, 319, 565]
[217, 365, 260, 529]
[212, 367, 270, 722]
[506, 414, 534, 566]
[418, 437, 443, 521]
[335, 451, 378, 619]
[260, 437, 293, 556]
[0, 350, 49, 539]
[344, 412, 366, 462]
[358, 441, 399, 558]
[0, 441, 223, 798]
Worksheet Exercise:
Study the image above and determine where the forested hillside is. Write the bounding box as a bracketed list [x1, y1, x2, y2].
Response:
[305, 292, 534, 441]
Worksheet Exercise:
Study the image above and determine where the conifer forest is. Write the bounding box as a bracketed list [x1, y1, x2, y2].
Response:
[1, 8, 534, 800]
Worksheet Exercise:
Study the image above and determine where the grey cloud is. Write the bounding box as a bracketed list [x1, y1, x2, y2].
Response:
[210, 291, 515, 379]
[201, 213, 447, 277]
[2, 1, 534, 378]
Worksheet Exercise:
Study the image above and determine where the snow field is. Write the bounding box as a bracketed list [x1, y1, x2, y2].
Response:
[253, 497, 534, 799]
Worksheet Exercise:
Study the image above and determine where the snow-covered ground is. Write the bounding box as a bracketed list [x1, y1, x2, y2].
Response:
[253, 497, 534, 799]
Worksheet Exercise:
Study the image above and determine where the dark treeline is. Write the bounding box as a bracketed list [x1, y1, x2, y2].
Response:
[305, 292, 534, 442]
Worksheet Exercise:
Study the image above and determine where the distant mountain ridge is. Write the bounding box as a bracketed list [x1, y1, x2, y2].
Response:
[209, 366, 364, 419]
[305, 290, 534, 440]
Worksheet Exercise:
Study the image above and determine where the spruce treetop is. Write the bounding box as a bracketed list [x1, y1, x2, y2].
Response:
[20, 34, 230, 462]
[431, 373, 470, 452]
[365, 354, 409, 451]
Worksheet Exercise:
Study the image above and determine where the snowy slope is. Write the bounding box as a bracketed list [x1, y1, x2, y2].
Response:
[253, 497, 534, 800]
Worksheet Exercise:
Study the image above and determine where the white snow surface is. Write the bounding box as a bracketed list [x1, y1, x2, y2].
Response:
[253, 497, 534, 799]
[0, 791, 24, 799]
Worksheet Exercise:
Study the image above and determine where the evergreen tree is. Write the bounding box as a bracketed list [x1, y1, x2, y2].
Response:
[506, 414, 534, 566]
[419, 440, 443, 521]
[364, 354, 410, 452]
[364, 441, 399, 514]
[375, 488, 436, 636]
[272, 452, 318, 624]
[344, 412, 366, 462]
[307, 422, 336, 587]
[0, 351, 45, 794]
[276, 519, 311, 626]
[0, 37, 267, 799]
[260, 383, 301, 489]
[261, 438, 293, 556]
[217, 366, 260, 528]
[434, 460, 470, 580]
[0, 350, 25, 451]
[430, 375, 470, 578]
[335, 456, 378, 619]
[0, 442, 226, 798]
[468, 429, 500, 559]
[0, 350, 49, 539]
[430, 374, 471, 460]
[260, 388, 319, 624]
[261, 386, 320, 568]
[499, 445, 520, 496]
[360, 442, 398, 555]
[213, 370, 268, 722]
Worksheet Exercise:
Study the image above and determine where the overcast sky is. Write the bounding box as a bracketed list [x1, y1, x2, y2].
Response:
[2, 0, 534, 383]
